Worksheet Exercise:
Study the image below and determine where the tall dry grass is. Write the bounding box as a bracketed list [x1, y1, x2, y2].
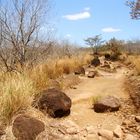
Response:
[126, 55, 140, 75]
[0, 73, 34, 124]
[0, 53, 92, 124]
[27, 54, 92, 91]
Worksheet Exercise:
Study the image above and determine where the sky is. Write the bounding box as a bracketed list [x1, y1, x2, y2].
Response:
[0, 0, 140, 46]
[52, 0, 140, 46]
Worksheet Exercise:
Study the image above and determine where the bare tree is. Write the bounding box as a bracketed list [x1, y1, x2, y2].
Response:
[127, 0, 140, 19]
[0, 0, 51, 71]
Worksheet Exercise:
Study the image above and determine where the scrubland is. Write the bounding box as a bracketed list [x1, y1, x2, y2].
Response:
[0, 50, 92, 124]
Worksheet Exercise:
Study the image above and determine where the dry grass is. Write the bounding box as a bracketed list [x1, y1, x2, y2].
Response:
[125, 55, 140, 75]
[92, 95, 102, 104]
[0, 73, 34, 124]
[0, 53, 92, 124]
[27, 54, 92, 91]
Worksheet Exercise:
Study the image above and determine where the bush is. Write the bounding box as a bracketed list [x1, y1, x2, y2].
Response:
[104, 53, 111, 60]
[110, 53, 120, 61]
[0, 53, 92, 124]
[91, 56, 100, 67]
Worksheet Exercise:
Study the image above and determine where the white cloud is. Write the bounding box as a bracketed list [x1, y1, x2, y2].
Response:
[63, 11, 91, 20]
[50, 28, 55, 31]
[102, 27, 121, 33]
[84, 7, 90, 11]
[66, 34, 71, 38]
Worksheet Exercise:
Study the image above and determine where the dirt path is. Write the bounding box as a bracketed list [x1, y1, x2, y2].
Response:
[65, 63, 130, 130]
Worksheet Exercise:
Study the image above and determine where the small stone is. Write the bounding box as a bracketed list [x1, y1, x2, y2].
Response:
[122, 127, 129, 133]
[86, 134, 99, 140]
[86, 125, 96, 134]
[113, 125, 123, 138]
[54, 120, 80, 135]
[66, 127, 79, 134]
[74, 66, 85, 75]
[87, 71, 96, 78]
[128, 124, 136, 128]
[136, 126, 140, 133]
[98, 129, 113, 140]
[122, 120, 132, 125]
[79, 129, 88, 137]
[60, 120, 79, 129]
[0, 126, 5, 136]
[125, 134, 138, 140]
[135, 116, 140, 122]
[97, 124, 102, 129]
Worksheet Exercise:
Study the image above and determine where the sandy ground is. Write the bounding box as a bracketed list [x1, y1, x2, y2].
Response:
[2, 63, 133, 140]
[64, 64, 130, 130]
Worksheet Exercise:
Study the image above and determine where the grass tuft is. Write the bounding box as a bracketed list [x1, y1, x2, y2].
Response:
[0, 74, 34, 124]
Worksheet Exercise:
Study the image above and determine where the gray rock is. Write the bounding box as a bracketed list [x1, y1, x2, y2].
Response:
[98, 129, 114, 140]
[136, 126, 140, 133]
[113, 125, 123, 138]
[135, 116, 140, 122]
[37, 88, 71, 118]
[94, 96, 121, 113]
[12, 115, 45, 140]
[50, 120, 80, 135]
[125, 134, 138, 140]
[86, 125, 97, 134]
[87, 71, 96, 78]
[74, 66, 85, 75]
[122, 120, 132, 126]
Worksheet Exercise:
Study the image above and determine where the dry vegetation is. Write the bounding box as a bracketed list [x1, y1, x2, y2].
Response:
[0, 0, 94, 125]
[0, 0, 140, 132]
[126, 55, 140, 74]
[0, 52, 92, 124]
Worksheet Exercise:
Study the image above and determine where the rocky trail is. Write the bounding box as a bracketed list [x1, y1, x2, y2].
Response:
[65, 64, 129, 130]
[44, 62, 140, 140]
[2, 61, 140, 140]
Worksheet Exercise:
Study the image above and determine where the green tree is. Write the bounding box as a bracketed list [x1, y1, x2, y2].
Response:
[84, 35, 104, 54]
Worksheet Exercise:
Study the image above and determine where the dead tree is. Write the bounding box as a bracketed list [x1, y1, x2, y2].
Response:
[127, 0, 140, 19]
[0, 0, 51, 71]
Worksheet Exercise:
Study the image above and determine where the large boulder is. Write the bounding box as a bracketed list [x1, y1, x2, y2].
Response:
[12, 115, 45, 140]
[74, 66, 85, 75]
[37, 88, 72, 118]
[93, 96, 121, 113]
[91, 56, 100, 67]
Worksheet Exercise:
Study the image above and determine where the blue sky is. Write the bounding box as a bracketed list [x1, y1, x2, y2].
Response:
[53, 0, 140, 45]
[0, 0, 140, 46]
